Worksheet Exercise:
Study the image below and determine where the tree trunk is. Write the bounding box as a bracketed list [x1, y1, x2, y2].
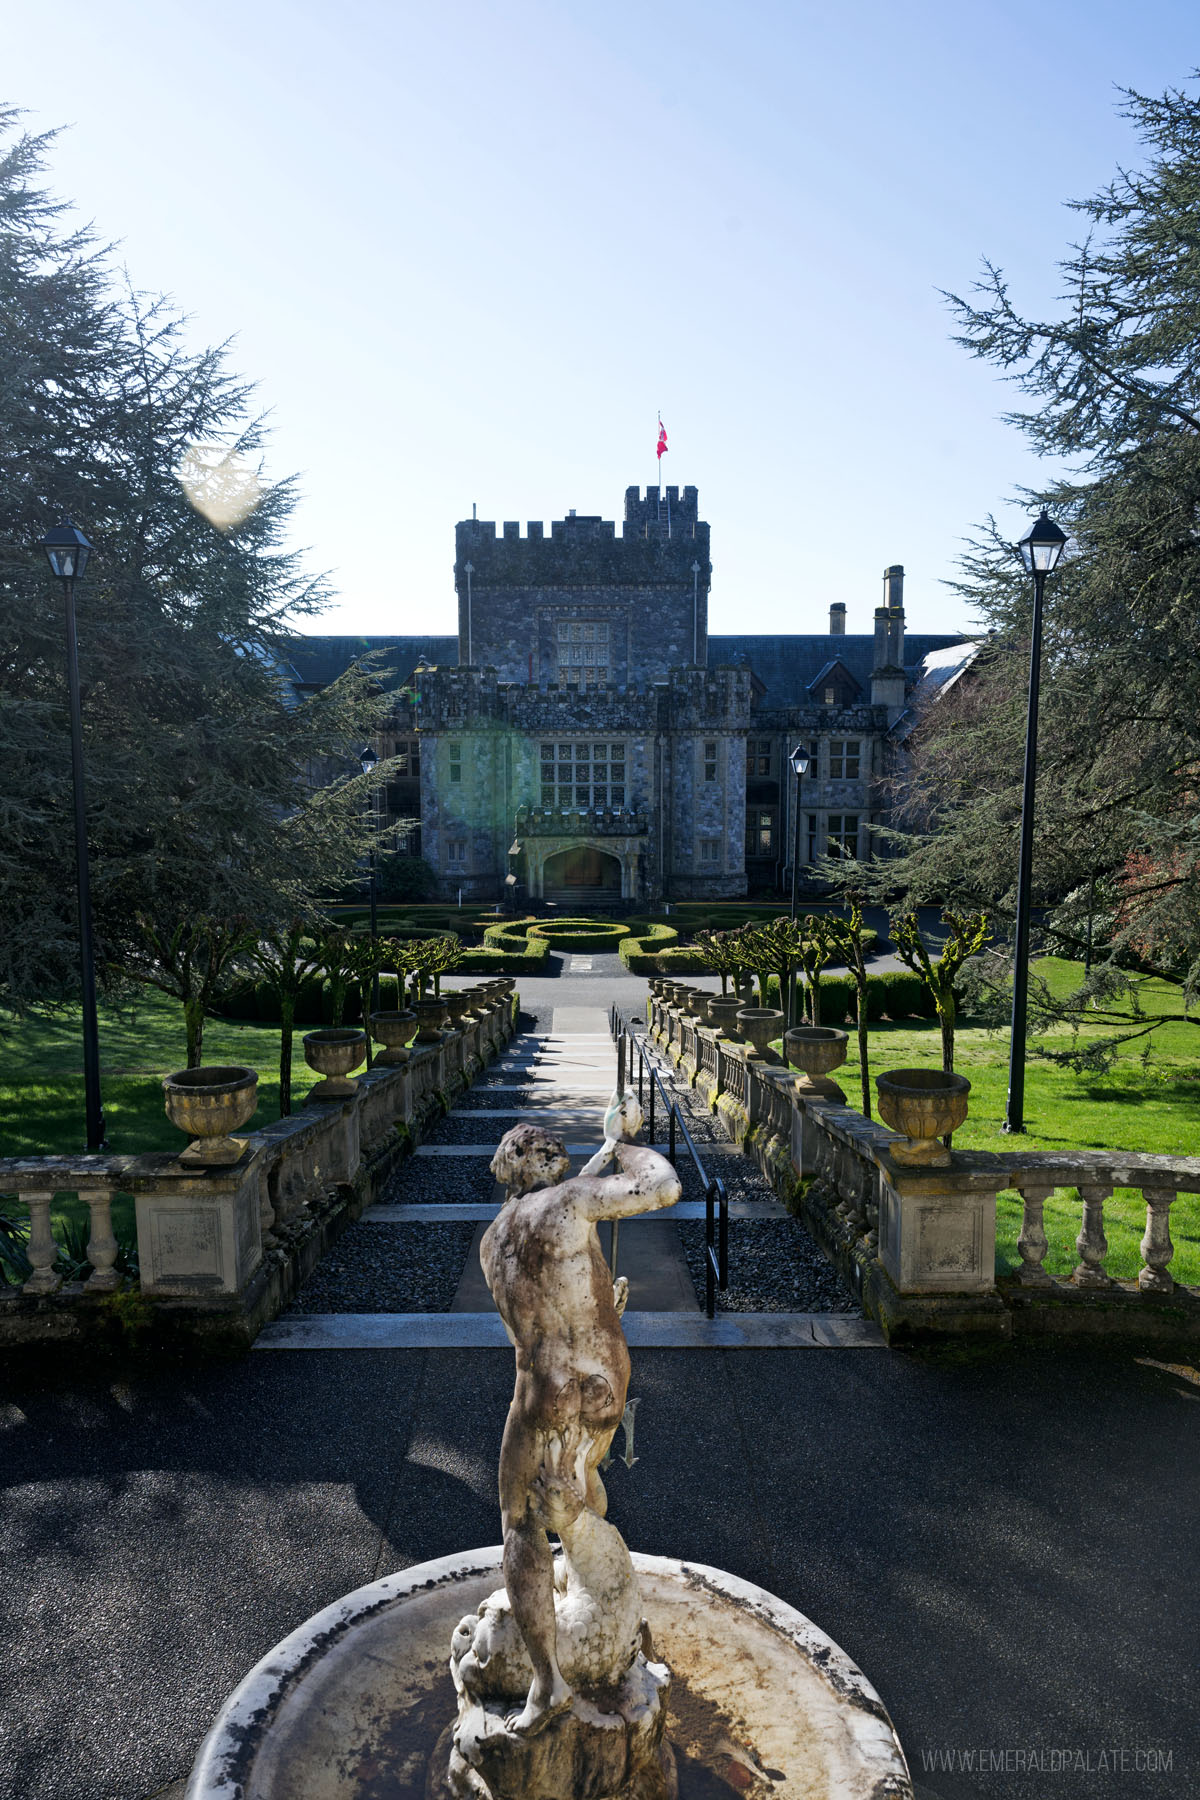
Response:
[939, 1003, 955, 1073]
[857, 976, 871, 1118]
[361, 981, 373, 1068]
[280, 994, 294, 1116]
[185, 997, 203, 1068]
[939, 998, 955, 1147]
[811, 971, 822, 1027]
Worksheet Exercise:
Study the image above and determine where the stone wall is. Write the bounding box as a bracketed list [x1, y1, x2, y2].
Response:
[648, 988, 1200, 1347]
[0, 993, 516, 1354]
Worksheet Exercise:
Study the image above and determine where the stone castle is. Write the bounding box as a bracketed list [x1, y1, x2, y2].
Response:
[284, 484, 974, 905]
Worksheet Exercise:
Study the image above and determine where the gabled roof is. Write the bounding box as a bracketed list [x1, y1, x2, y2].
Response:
[806, 656, 862, 697]
[278, 634, 459, 691]
[708, 632, 967, 707]
[889, 641, 985, 743]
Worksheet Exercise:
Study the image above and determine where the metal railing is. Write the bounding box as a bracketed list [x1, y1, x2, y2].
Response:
[609, 1006, 728, 1318]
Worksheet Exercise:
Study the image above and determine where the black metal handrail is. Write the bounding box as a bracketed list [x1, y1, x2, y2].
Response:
[609, 1005, 728, 1318]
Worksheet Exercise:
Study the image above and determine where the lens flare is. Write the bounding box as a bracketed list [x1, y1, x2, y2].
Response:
[177, 444, 264, 530]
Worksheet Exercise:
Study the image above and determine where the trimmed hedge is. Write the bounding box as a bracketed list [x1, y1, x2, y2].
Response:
[455, 942, 549, 973]
[620, 920, 681, 974]
[472, 917, 554, 973]
[652, 946, 712, 974]
[528, 920, 631, 952]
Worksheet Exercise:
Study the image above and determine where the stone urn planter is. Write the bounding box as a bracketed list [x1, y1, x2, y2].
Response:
[735, 1007, 785, 1061]
[493, 976, 516, 998]
[875, 1067, 971, 1165]
[784, 1026, 850, 1102]
[707, 996, 744, 1039]
[689, 991, 714, 1027]
[443, 990, 472, 1030]
[413, 995, 450, 1045]
[163, 1064, 258, 1165]
[302, 1028, 368, 1100]
[368, 1010, 418, 1067]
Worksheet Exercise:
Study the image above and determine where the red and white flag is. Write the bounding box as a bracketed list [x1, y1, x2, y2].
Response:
[656, 420, 668, 460]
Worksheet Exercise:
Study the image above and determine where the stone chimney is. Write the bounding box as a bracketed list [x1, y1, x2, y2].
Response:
[872, 565, 906, 719]
[884, 564, 905, 668]
[872, 607, 890, 670]
[829, 601, 846, 636]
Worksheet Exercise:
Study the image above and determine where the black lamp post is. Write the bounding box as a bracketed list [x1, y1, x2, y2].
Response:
[359, 744, 380, 1011]
[38, 521, 105, 1150]
[788, 744, 811, 921]
[1003, 509, 1068, 1134]
[788, 744, 812, 1030]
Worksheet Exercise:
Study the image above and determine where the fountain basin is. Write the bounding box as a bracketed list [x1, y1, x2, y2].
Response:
[186, 1547, 912, 1800]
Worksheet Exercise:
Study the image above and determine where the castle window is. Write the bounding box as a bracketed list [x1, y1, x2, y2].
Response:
[704, 741, 717, 781]
[394, 738, 421, 779]
[826, 814, 860, 858]
[806, 813, 820, 863]
[447, 742, 461, 783]
[556, 620, 609, 688]
[751, 739, 772, 777]
[829, 740, 860, 780]
[447, 839, 465, 864]
[755, 810, 775, 856]
[536, 741, 627, 809]
[699, 839, 719, 864]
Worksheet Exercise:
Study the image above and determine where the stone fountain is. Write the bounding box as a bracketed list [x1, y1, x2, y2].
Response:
[187, 1095, 914, 1800]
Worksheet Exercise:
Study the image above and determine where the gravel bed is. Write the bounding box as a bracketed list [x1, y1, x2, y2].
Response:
[457, 1087, 534, 1109]
[420, 1111, 534, 1145]
[285, 1221, 476, 1312]
[379, 1155, 499, 1206]
[678, 1217, 859, 1314]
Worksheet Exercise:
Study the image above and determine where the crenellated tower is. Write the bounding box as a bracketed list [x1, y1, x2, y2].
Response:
[454, 486, 712, 684]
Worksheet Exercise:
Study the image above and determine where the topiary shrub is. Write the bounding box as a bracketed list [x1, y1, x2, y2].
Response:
[528, 921, 631, 952]
[620, 921, 681, 973]
[213, 973, 259, 1021]
[881, 970, 925, 1018]
[653, 946, 712, 974]
[817, 975, 854, 1024]
[254, 980, 283, 1024]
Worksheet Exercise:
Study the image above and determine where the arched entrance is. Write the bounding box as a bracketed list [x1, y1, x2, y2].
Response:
[542, 845, 622, 905]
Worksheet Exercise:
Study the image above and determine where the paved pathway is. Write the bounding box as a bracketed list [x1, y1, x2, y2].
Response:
[4, 966, 1199, 1800]
[259, 1000, 878, 1350]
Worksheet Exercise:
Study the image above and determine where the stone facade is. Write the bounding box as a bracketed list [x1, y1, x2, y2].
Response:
[281, 487, 975, 906]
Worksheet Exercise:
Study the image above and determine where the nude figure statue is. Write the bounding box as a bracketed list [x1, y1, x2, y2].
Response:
[475, 1099, 681, 1738]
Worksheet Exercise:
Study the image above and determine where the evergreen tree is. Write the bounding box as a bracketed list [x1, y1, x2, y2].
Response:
[885, 80, 1200, 1019]
[0, 109, 389, 1008]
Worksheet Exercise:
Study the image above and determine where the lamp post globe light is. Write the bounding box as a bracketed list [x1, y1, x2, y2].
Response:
[788, 744, 812, 1029]
[1003, 509, 1068, 1135]
[359, 745, 380, 1011]
[37, 521, 106, 1150]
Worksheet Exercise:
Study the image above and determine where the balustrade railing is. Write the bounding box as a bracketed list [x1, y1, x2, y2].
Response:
[1, 990, 516, 1328]
[641, 980, 1200, 1315]
[610, 1006, 728, 1318]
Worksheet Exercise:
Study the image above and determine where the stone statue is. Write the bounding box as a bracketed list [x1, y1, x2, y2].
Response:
[440, 1096, 682, 1800]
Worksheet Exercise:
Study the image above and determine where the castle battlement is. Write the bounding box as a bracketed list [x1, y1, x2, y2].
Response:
[622, 485, 700, 535]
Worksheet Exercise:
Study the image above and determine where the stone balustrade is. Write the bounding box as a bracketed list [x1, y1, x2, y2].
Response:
[0, 989, 516, 1351]
[647, 986, 1200, 1345]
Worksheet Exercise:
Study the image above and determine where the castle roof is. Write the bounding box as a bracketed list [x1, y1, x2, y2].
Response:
[708, 633, 967, 708]
[280, 634, 458, 689]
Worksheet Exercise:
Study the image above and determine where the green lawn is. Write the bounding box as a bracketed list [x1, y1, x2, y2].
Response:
[0, 991, 330, 1267]
[786, 958, 1200, 1284]
[0, 988, 326, 1161]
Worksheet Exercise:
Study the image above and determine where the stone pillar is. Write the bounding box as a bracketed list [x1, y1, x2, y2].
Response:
[876, 1151, 998, 1294]
[133, 1154, 263, 1297]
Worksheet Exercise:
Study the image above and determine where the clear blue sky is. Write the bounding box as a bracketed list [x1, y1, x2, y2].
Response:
[8, 1, 1199, 637]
